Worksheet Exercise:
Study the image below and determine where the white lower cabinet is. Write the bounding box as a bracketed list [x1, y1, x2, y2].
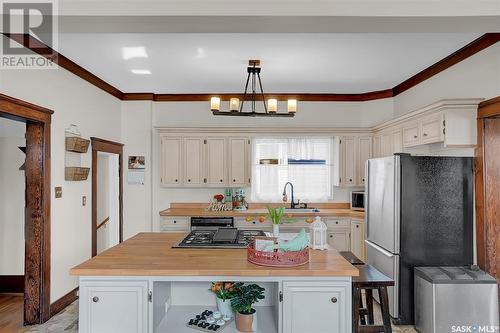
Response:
[282, 281, 351, 333]
[327, 230, 350, 251]
[79, 280, 148, 333]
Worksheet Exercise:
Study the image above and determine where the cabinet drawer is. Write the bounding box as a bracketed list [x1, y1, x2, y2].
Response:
[323, 218, 349, 227]
[235, 217, 271, 229]
[420, 114, 443, 144]
[160, 217, 189, 231]
[402, 124, 420, 147]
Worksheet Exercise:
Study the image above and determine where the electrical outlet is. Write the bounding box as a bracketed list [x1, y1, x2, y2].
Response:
[55, 187, 62, 198]
[82, 196, 86, 206]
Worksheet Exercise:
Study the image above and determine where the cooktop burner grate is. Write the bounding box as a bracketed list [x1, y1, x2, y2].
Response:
[175, 229, 266, 248]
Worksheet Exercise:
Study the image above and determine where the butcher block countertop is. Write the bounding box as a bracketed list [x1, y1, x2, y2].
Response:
[159, 202, 365, 219]
[70, 233, 359, 277]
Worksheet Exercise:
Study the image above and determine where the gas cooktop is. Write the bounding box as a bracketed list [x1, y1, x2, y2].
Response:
[174, 228, 266, 249]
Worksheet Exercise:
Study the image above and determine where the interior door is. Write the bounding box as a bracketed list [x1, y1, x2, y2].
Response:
[366, 156, 400, 254]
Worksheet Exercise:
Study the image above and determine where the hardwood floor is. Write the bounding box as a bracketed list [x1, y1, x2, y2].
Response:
[0, 294, 23, 332]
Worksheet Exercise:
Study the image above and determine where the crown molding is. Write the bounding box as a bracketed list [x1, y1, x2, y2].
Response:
[3, 33, 499, 103]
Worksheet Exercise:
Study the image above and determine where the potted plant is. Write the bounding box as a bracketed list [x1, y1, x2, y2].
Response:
[209, 281, 236, 318]
[267, 206, 285, 237]
[231, 283, 265, 332]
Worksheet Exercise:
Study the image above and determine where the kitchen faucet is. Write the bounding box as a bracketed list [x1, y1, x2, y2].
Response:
[282, 182, 307, 209]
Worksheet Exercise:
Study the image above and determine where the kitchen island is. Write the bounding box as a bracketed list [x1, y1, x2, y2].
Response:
[71, 233, 359, 333]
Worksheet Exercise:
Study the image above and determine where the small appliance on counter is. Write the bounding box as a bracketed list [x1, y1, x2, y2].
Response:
[350, 191, 365, 211]
[232, 188, 247, 211]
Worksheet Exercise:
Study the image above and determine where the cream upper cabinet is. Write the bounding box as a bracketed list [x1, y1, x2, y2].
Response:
[205, 138, 227, 186]
[420, 114, 444, 144]
[372, 135, 381, 158]
[161, 137, 182, 186]
[402, 123, 420, 147]
[392, 129, 403, 154]
[341, 136, 356, 186]
[350, 220, 365, 261]
[380, 132, 393, 157]
[357, 136, 372, 185]
[229, 138, 250, 186]
[184, 138, 204, 186]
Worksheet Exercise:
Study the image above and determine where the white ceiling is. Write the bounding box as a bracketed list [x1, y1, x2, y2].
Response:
[57, 33, 481, 93]
[0, 117, 25, 138]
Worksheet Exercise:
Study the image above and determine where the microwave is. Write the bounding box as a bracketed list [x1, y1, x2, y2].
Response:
[351, 191, 365, 211]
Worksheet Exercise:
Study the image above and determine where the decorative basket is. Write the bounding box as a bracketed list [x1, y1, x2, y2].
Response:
[247, 242, 310, 267]
[65, 167, 90, 181]
[65, 137, 90, 153]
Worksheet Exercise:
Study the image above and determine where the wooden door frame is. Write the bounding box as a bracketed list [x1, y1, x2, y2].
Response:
[0, 93, 53, 324]
[90, 137, 124, 257]
[475, 96, 500, 282]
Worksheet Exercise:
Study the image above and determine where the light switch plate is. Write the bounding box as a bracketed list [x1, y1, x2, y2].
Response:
[82, 196, 86, 206]
[55, 187, 62, 198]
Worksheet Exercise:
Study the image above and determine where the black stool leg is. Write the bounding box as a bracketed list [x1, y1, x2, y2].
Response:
[378, 287, 392, 333]
[365, 289, 374, 325]
[359, 291, 366, 325]
[352, 286, 361, 333]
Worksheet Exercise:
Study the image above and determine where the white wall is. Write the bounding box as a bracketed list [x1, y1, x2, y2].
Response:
[0, 36, 122, 302]
[394, 43, 500, 117]
[0, 135, 25, 275]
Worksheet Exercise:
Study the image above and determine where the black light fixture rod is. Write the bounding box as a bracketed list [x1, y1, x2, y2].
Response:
[257, 72, 268, 114]
[239, 72, 251, 113]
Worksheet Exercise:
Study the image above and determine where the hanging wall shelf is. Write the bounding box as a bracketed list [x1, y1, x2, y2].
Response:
[64, 124, 90, 181]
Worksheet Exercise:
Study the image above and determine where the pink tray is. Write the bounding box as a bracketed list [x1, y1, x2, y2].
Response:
[247, 242, 310, 267]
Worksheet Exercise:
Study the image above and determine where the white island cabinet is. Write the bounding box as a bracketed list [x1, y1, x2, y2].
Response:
[72, 233, 358, 333]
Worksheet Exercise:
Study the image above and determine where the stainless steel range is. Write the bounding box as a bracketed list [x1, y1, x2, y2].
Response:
[175, 228, 266, 249]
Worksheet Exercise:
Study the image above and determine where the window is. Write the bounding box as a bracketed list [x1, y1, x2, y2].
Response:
[251, 137, 336, 202]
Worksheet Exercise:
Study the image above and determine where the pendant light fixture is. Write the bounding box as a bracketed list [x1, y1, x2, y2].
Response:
[211, 60, 296, 117]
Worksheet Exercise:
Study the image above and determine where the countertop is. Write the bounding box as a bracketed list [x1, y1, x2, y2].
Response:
[70, 233, 359, 277]
[159, 208, 365, 219]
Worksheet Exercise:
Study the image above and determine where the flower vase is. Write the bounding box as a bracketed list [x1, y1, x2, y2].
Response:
[272, 224, 280, 238]
[216, 297, 233, 318]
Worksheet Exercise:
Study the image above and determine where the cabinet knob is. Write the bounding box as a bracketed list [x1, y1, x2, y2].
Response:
[356, 225, 359, 228]
[92, 296, 99, 303]
[187, 179, 191, 182]
[331, 297, 338, 303]
[335, 221, 339, 224]
[349, 179, 352, 182]
[220, 179, 223, 182]
[233, 179, 236, 182]
[413, 135, 417, 139]
[329, 234, 333, 238]
[175, 179, 178, 182]
[173, 220, 177, 224]
[362, 178, 365, 182]
[423, 133, 428, 137]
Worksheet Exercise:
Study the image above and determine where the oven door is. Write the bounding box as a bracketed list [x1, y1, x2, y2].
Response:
[190, 217, 234, 230]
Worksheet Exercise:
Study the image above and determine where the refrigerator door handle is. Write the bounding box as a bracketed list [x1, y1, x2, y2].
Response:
[365, 240, 395, 257]
[365, 159, 370, 237]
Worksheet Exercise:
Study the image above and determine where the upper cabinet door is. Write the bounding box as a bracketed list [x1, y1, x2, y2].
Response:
[392, 130, 403, 154]
[184, 138, 204, 186]
[372, 135, 381, 158]
[341, 136, 356, 186]
[380, 133, 393, 157]
[357, 136, 372, 185]
[229, 138, 249, 186]
[205, 138, 227, 186]
[161, 137, 182, 186]
[403, 123, 420, 147]
[420, 114, 443, 144]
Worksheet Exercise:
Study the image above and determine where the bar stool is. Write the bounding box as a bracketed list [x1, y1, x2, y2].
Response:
[352, 264, 394, 333]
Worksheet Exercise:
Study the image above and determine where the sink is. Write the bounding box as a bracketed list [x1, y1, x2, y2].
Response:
[284, 208, 320, 213]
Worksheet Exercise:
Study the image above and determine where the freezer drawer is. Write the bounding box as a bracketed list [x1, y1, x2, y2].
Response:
[366, 156, 400, 254]
[366, 240, 399, 318]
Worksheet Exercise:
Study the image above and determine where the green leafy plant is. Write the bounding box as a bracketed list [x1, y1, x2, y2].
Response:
[267, 206, 285, 225]
[230, 283, 265, 314]
[209, 281, 237, 301]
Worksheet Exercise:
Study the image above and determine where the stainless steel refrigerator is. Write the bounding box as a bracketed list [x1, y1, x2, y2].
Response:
[365, 154, 473, 325]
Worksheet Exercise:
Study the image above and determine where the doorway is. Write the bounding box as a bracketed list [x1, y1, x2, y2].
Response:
[91, 137, 123, 257]
[475, 96, 500, 300]
[0, 93, 52, 325]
